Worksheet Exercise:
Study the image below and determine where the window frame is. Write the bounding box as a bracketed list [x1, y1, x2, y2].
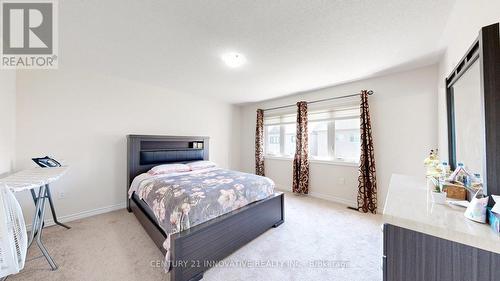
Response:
[263, 108, 361, 165]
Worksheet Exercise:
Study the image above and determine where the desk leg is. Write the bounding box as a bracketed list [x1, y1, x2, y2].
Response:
[35, 188, 57, 270]
[31, 185, 71, 230]
[45, 185, 71, 229]
[28, 185, 58, 270]
[28, 186, 45, 247]
[30, 189, 45, 232]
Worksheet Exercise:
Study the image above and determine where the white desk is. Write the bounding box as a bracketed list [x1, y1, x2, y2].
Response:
[0, 167, 70, 270]
[383, 174, 500, 254]
[1, 167, 68, 191]
[382, 174, 500, 280]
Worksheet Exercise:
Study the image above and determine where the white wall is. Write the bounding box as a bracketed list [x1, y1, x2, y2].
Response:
[239, 65, 438, 209]
[15, 69, 240, 223]
[0, 71, 16, 177]
[437, 0, 500, 161]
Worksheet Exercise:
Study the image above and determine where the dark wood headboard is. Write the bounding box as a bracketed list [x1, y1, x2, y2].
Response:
[126, 134, 209, 196]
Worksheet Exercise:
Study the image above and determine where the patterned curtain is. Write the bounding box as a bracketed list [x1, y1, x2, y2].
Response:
[255, 109, 265, 176]
[292, 101, 309, 194]
[357, 90, 377, 213]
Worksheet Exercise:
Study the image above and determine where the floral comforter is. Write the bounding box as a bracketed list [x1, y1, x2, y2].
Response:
[131, 168, 275, 267]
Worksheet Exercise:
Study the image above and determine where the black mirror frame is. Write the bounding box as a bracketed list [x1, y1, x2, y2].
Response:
[445, 23, 500, 205]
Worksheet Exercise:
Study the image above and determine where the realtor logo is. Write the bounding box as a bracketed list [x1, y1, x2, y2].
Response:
[1, 0, 58, 69]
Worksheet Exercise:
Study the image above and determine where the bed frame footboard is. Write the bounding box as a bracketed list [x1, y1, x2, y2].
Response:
[170, 192, 284, 281]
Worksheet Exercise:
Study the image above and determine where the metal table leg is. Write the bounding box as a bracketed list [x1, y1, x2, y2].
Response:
[30, 184, 71, 229]
[27, 186, 44, 248]
[45, 186, 71, 229]
[28, 185, 58, 270]
[29, 189, 44, 234]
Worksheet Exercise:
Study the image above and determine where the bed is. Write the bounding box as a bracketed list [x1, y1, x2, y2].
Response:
[126, 135, 284, 281]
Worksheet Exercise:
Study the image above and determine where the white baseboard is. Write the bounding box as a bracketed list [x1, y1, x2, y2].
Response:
[275, 185, 357, 208]
[26, 202, 126, 231]
[308, 191, 357, 207]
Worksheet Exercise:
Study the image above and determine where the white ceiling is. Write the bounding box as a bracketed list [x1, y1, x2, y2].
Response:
[60, 0, 456, 104]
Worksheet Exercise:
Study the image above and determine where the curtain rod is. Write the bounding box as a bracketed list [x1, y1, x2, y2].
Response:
[262, 90, 374, 112]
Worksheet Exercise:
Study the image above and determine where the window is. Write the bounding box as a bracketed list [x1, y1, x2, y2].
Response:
[264, 107, 360, 163]
[309, 121, 330, 160]
[265, 125, 280, 155]
[283, 124, 296, 156]
[264, 114, 295, 156]
[333, 118, 360, 162]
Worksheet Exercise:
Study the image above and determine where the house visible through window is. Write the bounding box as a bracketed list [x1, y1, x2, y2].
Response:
[309, 120, 330, 160]
[283, 124, 296, 156]
[264, 107, 360, 163]
[334, 118, 360, 161]
[265, 125, 280, 155]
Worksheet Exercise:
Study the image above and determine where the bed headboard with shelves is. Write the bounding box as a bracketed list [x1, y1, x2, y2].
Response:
[127, 135, 209, 191]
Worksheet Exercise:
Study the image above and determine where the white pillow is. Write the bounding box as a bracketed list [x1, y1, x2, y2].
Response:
[148, 164, 190, 175]
[187, 161, 217, 171]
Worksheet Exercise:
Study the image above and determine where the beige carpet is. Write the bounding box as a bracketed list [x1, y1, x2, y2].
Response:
[10, 193, 383, 281]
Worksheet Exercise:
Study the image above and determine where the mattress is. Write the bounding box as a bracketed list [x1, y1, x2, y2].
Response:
[132, 168, 274, 234]
[129, 167, 275, 267]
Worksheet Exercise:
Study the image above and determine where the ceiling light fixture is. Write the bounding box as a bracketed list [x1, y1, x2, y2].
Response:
[221, 52, 246, 68]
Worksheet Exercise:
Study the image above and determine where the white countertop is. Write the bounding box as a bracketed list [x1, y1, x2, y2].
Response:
[0, 167, 68, 192]
[383, 174, 500, 254]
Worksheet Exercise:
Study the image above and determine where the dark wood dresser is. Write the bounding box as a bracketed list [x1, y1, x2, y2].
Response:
[383, 175, 500, 281]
